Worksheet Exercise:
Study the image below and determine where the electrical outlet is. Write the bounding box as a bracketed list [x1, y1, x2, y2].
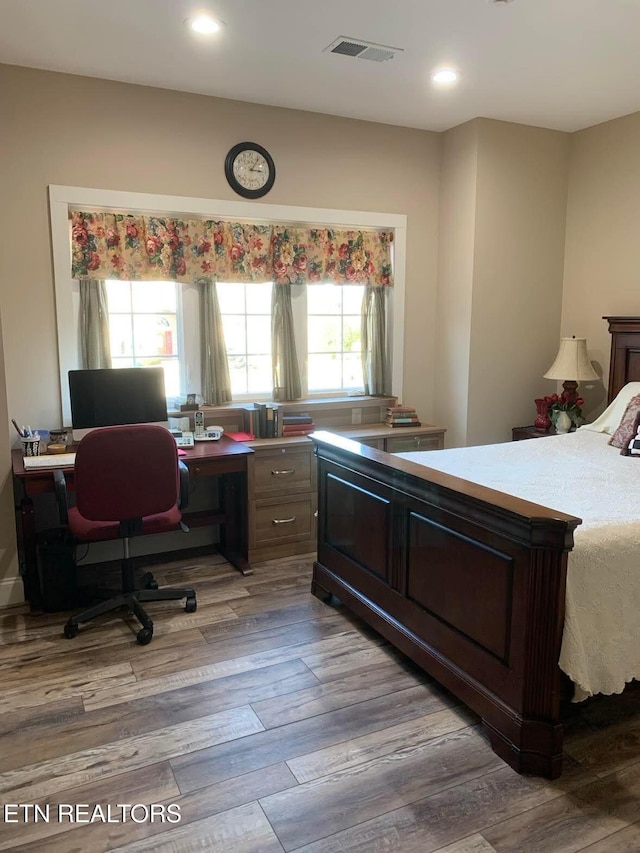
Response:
[351, 408, 362, 425]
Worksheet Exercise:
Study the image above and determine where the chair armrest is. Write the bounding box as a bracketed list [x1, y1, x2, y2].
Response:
[178, 460, 190, 511]
[53, 469, 69, 525]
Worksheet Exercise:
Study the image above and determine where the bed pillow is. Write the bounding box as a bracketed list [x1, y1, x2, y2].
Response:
[609, 394, 640, 448]
[621, 410, 640, 456]
[582, 381, 640, 435]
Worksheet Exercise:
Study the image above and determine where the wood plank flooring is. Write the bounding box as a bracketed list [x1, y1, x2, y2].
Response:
[0, 553, 639, 852]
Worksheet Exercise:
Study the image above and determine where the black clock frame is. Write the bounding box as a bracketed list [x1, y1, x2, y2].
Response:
[224, 142, 276, 199]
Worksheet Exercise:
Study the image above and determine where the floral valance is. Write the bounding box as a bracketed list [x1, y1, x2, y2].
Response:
[70, 211, 393, 287]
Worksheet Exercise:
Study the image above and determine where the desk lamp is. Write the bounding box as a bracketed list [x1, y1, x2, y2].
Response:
[543, 336, 598, 404]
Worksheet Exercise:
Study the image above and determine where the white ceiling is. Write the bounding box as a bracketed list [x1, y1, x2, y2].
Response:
[1, 0, 639, 133]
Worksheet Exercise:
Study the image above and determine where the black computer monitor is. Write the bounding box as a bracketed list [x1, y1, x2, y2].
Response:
[68, 367, 168, 429]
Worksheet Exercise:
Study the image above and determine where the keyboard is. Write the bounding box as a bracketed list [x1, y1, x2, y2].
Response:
[174, 432, 194, 448]
[23, 453, 76, 469]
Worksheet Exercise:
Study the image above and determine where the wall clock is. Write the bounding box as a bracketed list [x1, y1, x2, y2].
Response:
[224, 142, 276, 199]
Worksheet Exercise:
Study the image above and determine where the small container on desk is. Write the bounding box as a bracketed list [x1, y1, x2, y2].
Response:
[21, 436, 41, 456]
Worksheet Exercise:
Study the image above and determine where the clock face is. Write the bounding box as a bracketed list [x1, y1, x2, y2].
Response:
[225, 142, 275, 198]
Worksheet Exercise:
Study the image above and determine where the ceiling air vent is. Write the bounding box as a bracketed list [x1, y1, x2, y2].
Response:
[324, 37, 403, 63]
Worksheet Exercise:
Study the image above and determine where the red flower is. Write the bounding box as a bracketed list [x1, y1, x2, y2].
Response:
[87, 252, 101, 271]
[201, 260, 213, 273]
[365, 261, 375, 275]
[309, 269, 321, 282]
[345, 264, 357, 281]
[175, 258, 186, 276]
[326, 261, 337, 277]
[146, 236, 161, 256]
[214, 230, 224, 246]
[230, 243, 244, 261]
[380, 273, 390, 285]
[576, 397, 585, 406]
[110, 254, 125, 271]
[293, 254, 308, 272]
[338, 243, 349, 260]
[106, 229, 120, 248]
[168, 234, 180, 250]
[273, 259, 288, 279]
[125, 222, 138, 239]
[252, 256, 266, 270]
[73, 225, 88, 245]
[197, 237, 211, 255]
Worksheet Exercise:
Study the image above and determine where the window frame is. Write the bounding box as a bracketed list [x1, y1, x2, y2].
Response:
[50, 186, 406, 425]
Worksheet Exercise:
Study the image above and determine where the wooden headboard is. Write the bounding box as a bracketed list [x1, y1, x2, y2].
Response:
[604, 316, 640, 403]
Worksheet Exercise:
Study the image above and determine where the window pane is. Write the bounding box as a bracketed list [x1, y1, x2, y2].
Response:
[155, 359, 181, 398]
[343, 286, 365, 313]
[308, 284, 341, 314]
[132, 314, 178, 357]
[111, 357, 135, 369]
[343, 316, 361, 352]
[228, 355, 248, 395]
[308, 353, 342, 391]
[247, 355, 271, 393]
[109, 315, 133, 357]
[217, 283, 245, 314]
[106, 280, 131, 313]
[343, 353, 363, 388]
[132, 281, 176, 313]
[246, 283, 271, 313]
[222, 316, 246, 355]
[308, 316, 341, 353]
[246, 316, 271, 354]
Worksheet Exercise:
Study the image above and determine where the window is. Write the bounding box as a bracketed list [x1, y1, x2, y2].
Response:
[105, 280, 376, 401]
[217, 282, 272, 395]
[105, 280, 181, 397]
[52, 187, 406, 425]
[305, 284, 365, 393]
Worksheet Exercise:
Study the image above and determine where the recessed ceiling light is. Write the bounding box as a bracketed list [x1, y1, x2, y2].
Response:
[431, 67, 460, 85]
[186, 14, 223, 35]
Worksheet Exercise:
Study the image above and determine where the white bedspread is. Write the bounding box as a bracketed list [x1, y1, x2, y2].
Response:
[398, 429, 640, 700]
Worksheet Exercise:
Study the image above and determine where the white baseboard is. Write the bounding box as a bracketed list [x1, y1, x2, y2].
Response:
[0, 575, 25, 608]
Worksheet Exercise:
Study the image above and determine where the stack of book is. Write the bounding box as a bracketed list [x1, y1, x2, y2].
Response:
[244, 404, 279, 438]
[282, 413, 316, 437]
[385, 405, 421, 428]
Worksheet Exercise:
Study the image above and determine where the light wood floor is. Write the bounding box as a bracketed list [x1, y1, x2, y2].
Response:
[1, 553, 640, 852]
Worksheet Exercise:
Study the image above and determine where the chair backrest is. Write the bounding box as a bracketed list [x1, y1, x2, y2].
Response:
[73, 424, 180, 522]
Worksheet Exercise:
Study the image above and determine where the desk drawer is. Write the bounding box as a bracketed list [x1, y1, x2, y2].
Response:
[253, 446, 313, 497]
[385, 433, 444, 453]
[253, 495, 315, 546]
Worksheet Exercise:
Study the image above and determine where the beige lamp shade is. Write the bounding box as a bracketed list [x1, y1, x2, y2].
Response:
[544, 337, 598, 381]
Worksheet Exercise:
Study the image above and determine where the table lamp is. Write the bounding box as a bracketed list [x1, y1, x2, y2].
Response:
[543, 336, 598, 404]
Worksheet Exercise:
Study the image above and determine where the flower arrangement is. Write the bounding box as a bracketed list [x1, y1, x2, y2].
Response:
[544, 393, 585, 429]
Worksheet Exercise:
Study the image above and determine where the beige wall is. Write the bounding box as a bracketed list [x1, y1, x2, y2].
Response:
[562, 111, 640, 419]
[436, 119, 570, 447]
[434, 121, 478, 448]
[469, 120, 570, 445]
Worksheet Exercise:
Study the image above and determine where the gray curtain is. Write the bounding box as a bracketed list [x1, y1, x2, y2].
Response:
[361, 286, 387, 395]
[272, 284, 302, 401]
[200, 281, 232, 405]
[79, 279, 112, 369]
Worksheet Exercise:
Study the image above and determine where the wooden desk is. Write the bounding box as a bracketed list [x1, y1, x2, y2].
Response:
[12, 436, 254, 611]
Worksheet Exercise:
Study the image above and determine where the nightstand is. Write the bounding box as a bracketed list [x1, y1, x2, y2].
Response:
[512, 425, 560, 441]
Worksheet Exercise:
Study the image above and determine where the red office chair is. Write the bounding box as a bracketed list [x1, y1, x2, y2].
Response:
[55, 424, 196, 645]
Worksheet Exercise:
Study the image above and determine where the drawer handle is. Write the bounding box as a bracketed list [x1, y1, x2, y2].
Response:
[271, 469, 295, 476]
[272, 516, 296, 525]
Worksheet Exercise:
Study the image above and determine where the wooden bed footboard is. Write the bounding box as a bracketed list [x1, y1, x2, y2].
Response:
[311, 431, 581, 779]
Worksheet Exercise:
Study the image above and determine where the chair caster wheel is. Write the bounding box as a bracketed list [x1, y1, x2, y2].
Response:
[185, 597, 197, 613]
[137, 627, 153, 645]
[63, 623, 79, 639]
